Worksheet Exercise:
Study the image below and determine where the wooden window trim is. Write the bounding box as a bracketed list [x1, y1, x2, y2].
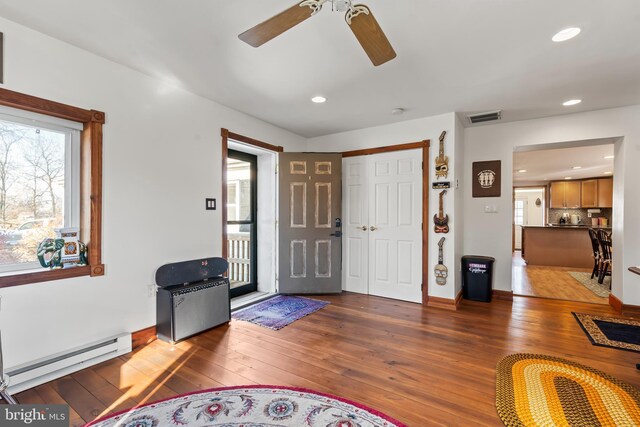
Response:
[0, 88, 105, 288]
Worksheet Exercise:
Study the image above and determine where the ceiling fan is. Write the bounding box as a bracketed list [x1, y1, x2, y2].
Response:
[238, 0, 396, 66]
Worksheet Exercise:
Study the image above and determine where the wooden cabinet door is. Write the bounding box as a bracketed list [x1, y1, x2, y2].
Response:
[550, 182, 566, 208]
[597, 178, 613, 208]
[565, 181, 581, 208]
[581, 179, 598, 208]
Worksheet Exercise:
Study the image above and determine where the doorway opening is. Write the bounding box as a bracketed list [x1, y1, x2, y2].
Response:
[221, 129, 281, 309]
[226, 149, 257, 298]
[513, 187, 546, 251]
[511, 138, 616, 305]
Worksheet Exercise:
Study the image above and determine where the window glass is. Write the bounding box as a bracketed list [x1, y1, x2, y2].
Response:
[0, 117, 78, 272]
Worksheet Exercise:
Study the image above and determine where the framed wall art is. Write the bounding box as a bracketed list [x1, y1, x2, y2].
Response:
[472, 160, 501, 197]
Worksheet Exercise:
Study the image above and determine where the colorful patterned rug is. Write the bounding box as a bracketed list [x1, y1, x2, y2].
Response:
[568, 271, 610, 297]
[573, 312, 640, 353]
[87, 385, 406, 427]
[232, 295, 329, 330]
[496, 354, 640, 426]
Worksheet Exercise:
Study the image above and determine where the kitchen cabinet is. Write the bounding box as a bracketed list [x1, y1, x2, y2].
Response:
[597, 177, 613, 208]
[581, 179, 598, 208]
[550, 181, 581, 208]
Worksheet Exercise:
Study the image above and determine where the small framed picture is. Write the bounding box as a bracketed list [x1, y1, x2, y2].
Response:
[472, 160, 501, 197]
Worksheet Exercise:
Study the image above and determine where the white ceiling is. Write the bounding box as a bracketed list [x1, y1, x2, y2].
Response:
[513, 143, 614, 183]
[0, 1, 639, 138]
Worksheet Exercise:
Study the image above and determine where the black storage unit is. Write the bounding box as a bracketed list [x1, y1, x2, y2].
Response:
[156, 257, 230, 344]
[461, 255, 495, 302]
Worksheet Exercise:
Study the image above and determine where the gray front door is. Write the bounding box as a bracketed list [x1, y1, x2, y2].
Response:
[278, 153, 342, 294]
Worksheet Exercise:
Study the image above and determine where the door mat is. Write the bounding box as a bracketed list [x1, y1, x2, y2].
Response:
[573, 312, 640, 353]
[232, 295, 329, 330]
[496, 353, 640, 426]
[568, 271, 610, 297]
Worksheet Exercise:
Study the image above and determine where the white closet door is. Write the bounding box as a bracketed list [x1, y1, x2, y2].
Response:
[342, 156, 369, 294]
[368, 149, 423, 303]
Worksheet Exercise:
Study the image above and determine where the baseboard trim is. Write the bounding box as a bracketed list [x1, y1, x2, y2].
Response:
[493, 290, 514, 301]
[608, 294, 640, 317]
[427, 295, 459, 311]
[132, 325, 157, 350]
[609, 294, 622, 313]
[455, 290, 463, 308]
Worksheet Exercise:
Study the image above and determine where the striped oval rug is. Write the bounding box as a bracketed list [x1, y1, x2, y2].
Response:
[496, 354, 640, 426]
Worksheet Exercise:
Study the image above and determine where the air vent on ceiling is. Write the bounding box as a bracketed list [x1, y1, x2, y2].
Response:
[467, 110, 502, 124]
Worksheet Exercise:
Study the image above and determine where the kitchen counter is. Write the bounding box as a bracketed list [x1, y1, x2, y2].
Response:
[522, 226, 594, 268]
[523, 224, 611, 230]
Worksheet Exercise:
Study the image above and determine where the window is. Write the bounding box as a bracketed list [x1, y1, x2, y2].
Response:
[514, 199, 525, 226]
[0, 87, 105, 287]
[0, 109, 81, 273]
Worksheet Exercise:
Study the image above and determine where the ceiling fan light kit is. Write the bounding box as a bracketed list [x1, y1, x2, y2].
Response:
[239, 0, 396, 66]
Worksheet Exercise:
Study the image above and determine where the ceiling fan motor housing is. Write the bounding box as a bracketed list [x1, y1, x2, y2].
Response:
[333, 0, 352, 12]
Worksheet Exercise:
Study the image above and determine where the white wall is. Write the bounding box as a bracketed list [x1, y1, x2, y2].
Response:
[463, 105, 640, 304]
[0, 17, 306, 367]
[453, 115, 465, 296]
[308, 113, 462, 301]
[514, 189, 545, 227]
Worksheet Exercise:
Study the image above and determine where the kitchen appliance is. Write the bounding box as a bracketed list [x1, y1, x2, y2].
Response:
[156, 257, 230, 344]
[559, 213, 570, 224]
[571, 214, 581, 225]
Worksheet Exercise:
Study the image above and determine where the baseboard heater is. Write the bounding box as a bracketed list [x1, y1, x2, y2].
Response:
[5, 333, 131, 394]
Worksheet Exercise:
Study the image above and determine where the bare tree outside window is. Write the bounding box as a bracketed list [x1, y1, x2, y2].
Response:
[0, 120, 65, 268]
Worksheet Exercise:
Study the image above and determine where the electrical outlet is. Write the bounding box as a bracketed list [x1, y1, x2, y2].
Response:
[588, 213, 592, 218]
[148, 284, 157, 297]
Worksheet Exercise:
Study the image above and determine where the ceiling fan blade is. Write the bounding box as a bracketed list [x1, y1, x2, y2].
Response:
[239, 2, 317, 47]
[346, 5, 396, 66]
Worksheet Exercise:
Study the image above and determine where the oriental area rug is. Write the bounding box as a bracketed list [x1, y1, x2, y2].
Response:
[87, 385, 406, 427]
[232, 295, 329, 330]
[496, 354, 640, 426]
[573, 312, 640, 352]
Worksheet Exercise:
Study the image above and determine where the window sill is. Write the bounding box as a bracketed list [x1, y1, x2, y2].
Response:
[0, 265, 95, 289]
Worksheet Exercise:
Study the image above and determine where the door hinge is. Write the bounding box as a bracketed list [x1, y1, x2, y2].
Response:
[275, 164, 279, 174]
[421, 283, 423, 290]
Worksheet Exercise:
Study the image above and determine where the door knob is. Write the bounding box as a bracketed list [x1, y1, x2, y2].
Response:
[370, 226, 377, 231]
[359, 226, 367, 231]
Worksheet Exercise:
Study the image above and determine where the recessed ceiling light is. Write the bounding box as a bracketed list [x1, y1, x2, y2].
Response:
[552, 27, 581, 42]
[517, 169, 527, 173]
[563, 99, 582, 106]
[571, 166, 582, 170]
[604, 155, 614, 159]
[564, 177, 572, 180]
[311, 96, 327, 104]
[603, 171, 613, 175]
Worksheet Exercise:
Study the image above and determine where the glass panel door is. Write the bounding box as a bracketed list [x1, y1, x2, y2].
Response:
[227, 149, 257, 297]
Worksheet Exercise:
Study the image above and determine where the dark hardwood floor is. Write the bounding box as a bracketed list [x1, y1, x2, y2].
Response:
[13, 292, 640, 426]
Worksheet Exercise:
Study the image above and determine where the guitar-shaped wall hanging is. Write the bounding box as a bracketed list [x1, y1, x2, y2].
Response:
[435, 130, 448, 179]
[434, 237, 448, 286]
[433, 190, 449, 233]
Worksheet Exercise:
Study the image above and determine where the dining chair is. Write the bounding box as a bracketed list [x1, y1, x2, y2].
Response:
[596, 229, 612, 286]
[588, 228, 602, 280]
